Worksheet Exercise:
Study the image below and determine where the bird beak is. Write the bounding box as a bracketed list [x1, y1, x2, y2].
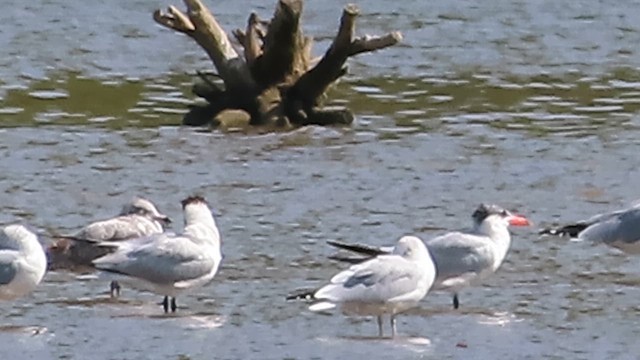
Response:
[158, 216, 172, 225]
[508, 214, 531, 227]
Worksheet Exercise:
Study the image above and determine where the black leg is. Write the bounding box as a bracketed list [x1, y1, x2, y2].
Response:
[162, 296, 169, 313]
[170, 297, 177, 313]
[109, 281, 121, 298]
[390, 315, 397, 338]
[453, 294, 459, 309]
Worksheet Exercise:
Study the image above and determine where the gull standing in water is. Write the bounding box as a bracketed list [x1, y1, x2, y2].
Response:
[288, 236, 436, 338]
[93, 196, 222, 313]
[540, 202, 640, 254]
[327, 204, 531, 310]
[47, 197, 171, 297]
[0, 225, 47, 301]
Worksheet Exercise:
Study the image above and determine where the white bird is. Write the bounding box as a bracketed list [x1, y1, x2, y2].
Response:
[48, 197, 171, 267]
[0, 225, 47, 301]
[92, 196, 222, 313]
[47, 197, 171, 297]
[327, 204, 531, 310]
[288, 236, 436, 338]
[540, 202, 640, 254]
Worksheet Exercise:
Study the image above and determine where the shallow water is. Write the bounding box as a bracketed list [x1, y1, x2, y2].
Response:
[2, 1, 640, 359]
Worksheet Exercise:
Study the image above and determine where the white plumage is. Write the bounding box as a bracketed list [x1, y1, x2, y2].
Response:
[93, 196, 221, 313]
[327, 204, 531, 309]
[308, 235, 436, 338]
[0, 225, 47, 301]
[48, 197, 171, 268]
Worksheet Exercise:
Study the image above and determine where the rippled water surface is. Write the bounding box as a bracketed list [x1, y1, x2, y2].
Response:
[2, 1, 640, 359]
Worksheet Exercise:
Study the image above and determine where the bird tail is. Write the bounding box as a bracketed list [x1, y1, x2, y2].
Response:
[286, 288, 337, 312]
[539, 223, 588, 237]
[285, 287, 317, 301]
[326, 240, 388, 256]
[328, 253, 372, 264]
[45, 235, 118, 271]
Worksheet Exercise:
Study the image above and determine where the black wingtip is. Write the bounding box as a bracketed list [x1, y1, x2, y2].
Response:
[538, 228, 556, 235]
[285, 288, 316, 301]
[539, 223, 587, 237]
[326, 240, 387, 257]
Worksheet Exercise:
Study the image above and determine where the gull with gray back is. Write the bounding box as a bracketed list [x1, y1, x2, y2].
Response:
[92, 196, 222, 313]
[288, 236, 436, 338]
[48, 197, 171, 269]
[540, 202, 640, 254]
[47, 197, 171, 297]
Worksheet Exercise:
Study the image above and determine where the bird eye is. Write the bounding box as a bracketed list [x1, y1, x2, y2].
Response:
[501, 210, 508, 216]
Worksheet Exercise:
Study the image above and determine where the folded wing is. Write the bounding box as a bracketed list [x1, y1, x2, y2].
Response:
[93, 233, 216, 284]
[426, 232, 494, 287]
[74, 216, 161, 243]
[579, 208, 640, 247]
[315, 255, 423, 304]
[0, 252, 18, 285]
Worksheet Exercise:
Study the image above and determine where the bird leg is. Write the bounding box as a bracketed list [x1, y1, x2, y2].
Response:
[390, 315, 397, 338]
[453, 294, 459, 309]
[170, 297, 178, 312]
[109, 281, 121, 298]
[162, 296, 169, 313]
[377, 315, 383, 337]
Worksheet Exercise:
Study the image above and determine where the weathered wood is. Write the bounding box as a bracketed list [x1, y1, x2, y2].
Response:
[287, 4, 400, 120]
[251, 0, 306, 87]
[350, 32, 403, 56]
[153, 0, 401, 128]
[192, 71, 224, 103]
[238, 13, 262, 67]
[154, 0, 256, 92]
[298, 108, 354, 126]
[153, 6, 195, 33]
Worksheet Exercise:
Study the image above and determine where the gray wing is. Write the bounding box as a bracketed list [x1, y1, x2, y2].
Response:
[0, 227, 25, 251]
[75, 215, 162, 243]
[426, 232, 494, 283]
[315, 256, 422, 303]
[0, 252, 19, 285]
[539, 207, 634, 237]
[93, 234, 215, 284]
[583, 209, 629, 225]
[579, 208, 640, 245]
[0, 232, 14, 249]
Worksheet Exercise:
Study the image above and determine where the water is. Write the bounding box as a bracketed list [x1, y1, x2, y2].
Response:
[1, 1, 640, 359]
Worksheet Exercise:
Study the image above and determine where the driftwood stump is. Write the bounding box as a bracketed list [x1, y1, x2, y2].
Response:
[154, 0, 402, 128]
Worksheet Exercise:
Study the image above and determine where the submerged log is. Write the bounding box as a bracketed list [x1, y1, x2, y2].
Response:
[153, 0, 401, 128]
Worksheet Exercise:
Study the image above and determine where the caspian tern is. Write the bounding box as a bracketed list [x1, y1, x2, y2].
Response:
[92, 196, 222, 313]
[327, 204, 531, 310]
